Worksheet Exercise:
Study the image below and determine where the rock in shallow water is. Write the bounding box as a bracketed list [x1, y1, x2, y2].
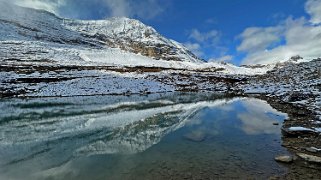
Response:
[275, 155, 293, 163]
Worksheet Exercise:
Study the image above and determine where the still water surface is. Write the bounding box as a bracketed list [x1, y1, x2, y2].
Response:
[0, 93, 290, 179]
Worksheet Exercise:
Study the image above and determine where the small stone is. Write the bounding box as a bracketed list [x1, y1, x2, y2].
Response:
[275, 155, 293, 163]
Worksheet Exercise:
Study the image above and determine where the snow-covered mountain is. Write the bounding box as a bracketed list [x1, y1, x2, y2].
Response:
[0, 2, 201, 64]
[64, 17, 202, 62]
[0, 2, 276, 98]
[0, 2, 275, 72]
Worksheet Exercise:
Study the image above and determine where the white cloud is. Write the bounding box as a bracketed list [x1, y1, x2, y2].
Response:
[104, 0, 131, 17]
[5, 0, 165, 20]
[208, 55, 233, 63]
[184, 42, 203, 57]
[104, 0, 164, 20]
[215, 55, 233, 62]
[241, 16, 321, 65]
[189, 29, 220, 44]
[305, 0, 321, 25]
[185, 29, 225, 60]
[8, 0, 65, 13]
[239, 0, 321, 65]
[237, 26, 283, 53]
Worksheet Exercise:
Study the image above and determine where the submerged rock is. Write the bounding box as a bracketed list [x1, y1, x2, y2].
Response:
[275, 155, 293, 163]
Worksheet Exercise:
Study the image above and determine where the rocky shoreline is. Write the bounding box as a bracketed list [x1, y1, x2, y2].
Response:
[252, 95, 321, 179]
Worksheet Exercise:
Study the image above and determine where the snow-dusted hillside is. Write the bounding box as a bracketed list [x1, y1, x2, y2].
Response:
[0, 2, 273, 73]
[0, 2, 277, 98]
[3, 3, 319, 103]
[237, 58, 321, 121]
[64, 17, 202, 63]
[0, 2, 200, 63]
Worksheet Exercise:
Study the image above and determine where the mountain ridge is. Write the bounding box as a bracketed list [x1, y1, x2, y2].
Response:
[0, 2, 202, 63]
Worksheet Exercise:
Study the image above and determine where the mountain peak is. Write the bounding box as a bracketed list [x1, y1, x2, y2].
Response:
[65, 16, 159, 43]
[0, 2, 202, 63]
[63, 14, 201, 62]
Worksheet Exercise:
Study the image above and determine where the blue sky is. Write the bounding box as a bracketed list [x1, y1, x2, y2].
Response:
[9, 0, 321, 65]
[145, 0, 307, 64]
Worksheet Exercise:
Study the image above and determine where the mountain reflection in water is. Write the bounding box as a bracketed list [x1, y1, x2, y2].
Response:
[0, 93, 289, 180]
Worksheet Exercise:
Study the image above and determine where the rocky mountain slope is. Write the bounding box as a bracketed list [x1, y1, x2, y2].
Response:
[0, 2, 273, 70]
[0, 2, 273, 98]
[0, 2, 200, 64]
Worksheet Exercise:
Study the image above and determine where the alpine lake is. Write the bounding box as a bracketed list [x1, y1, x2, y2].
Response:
[0, 92, 292, 180]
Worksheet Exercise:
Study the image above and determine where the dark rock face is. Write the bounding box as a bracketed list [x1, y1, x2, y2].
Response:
[123, 42, 199, 62]
[286, 92, 313, 102]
